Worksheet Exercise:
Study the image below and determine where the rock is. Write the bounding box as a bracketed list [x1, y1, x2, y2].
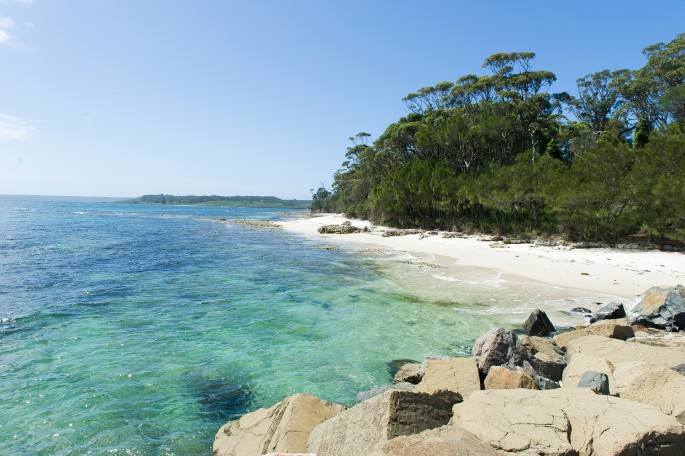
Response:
[451, 388, 685, 455]
[562, 352, 615, 393]
[674, 364, 685, 375]
[523, 309, 556, 336]
[387, 359, 420, 379]
[571, 306, 592, 314]
[357, 382, 416, 403]
[520, 336, 566, 381]
[590, 301, 626, 323]
[307, 390, 462, 456]
[628, 284, 685, 331]
[213, 393, 346, 456]
[393, 362, 422, 384]
[577, 371, 610, 395]
[317, 224, 361, 234]
[378, 426, 499, 456]
[484, 366, 537, 390]
[534, 375, 561, 390]
[415, 357, 481, 398]
[566, 334, 685, 369]
[553, 318, 635, 348]
[629, 330, 685, 352]
[471, 328, 521, 378]
[612, 361, 685, 424]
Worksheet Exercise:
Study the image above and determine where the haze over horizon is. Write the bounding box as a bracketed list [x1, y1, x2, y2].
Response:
[2, 0, 684, 199]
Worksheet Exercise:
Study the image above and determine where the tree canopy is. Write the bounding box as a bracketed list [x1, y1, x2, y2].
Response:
[313, 34, 685, 247]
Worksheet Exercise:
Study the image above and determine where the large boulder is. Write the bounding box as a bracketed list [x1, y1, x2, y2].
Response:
[414, 357, 481, 397]
[451, 388, 685, 455]
[628, 285, 685, 331]
[213, 393, 345, 456]
[553, 318, 635, 348]
[307, 389, 462, 456]
[471, 328, 522, 377]
[484, 366, 537, 390]
[523, 309, 555, 336]
[566, 334, 685, 368]
[613, 361, 685, 424]
[378, 425, 499, 456]
[590, 301, 626, 323]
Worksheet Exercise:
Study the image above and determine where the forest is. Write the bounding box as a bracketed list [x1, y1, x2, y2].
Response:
[124, 194, 311, 208]
[311, 33, 685, 247]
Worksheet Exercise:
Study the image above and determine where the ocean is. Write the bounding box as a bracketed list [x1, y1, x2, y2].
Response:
[0, 199, 605, 454]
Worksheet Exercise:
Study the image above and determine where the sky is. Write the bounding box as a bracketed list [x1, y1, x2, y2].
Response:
[1, 1, 684, 199]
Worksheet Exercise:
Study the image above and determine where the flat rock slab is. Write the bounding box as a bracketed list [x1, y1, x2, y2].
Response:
[415, 357, 481, 397]
[378, 426, 499, 456]
[566, 335, 685, 368]
[452, 388, 685, 455]
[553, 318, 634, 348]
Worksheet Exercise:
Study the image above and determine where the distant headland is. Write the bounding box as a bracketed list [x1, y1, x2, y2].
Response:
[121, 194, 312, 209]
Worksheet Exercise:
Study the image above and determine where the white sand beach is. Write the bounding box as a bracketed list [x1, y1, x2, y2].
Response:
[279, 214, 684, 300]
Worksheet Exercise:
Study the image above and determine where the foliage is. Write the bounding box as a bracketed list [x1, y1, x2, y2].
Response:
[125, 194, 311, 209]
[313, 34, 685, 246]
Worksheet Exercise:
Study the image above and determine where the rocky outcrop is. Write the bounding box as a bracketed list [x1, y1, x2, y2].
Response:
[307, 389, 462, 456]
[628, 284, 685, 331]
[553, 318, 635, 348]
[317, 224, 362, 234]
[523, 308, 555, 336]
[378, 426, 499, 456]
[484, 366, 537, 390]
[590, 301, 626, 323]
[213, 393, 345, 456]
[452, 388, 685, 455]
[414, 357, 481, 397]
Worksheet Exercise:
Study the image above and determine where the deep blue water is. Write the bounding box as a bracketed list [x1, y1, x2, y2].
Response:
[0, 199, 600, 455]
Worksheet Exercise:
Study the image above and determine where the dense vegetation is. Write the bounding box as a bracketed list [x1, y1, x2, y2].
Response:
[124, 194, 311, 209]
[312, 34, 685, 246]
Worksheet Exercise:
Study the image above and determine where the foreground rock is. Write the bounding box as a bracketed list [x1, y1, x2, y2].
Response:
[566, 334, 685, 368]
[378, 426, 498, 456]
[484, 366, 537, 390]
[213, 393, 345, 456]
[393, 362, 422, 384]
[452, 388, 685, 455]
[628, 284, 685, 331]
[307, 389, 462, 456]
[520, 335, 566, 381]
[613, 362, 685, 424]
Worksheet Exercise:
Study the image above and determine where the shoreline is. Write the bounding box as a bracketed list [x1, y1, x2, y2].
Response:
[277, 214, 685, 299]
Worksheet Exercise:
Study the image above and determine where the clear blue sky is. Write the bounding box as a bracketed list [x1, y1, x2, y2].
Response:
[1, 0, 683, 199]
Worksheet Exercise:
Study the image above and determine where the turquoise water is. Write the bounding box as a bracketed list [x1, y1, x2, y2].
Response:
[0, 200, 602, 455]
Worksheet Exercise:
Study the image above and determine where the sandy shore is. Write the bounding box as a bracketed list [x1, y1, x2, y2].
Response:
[278, 214, 684, 300]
